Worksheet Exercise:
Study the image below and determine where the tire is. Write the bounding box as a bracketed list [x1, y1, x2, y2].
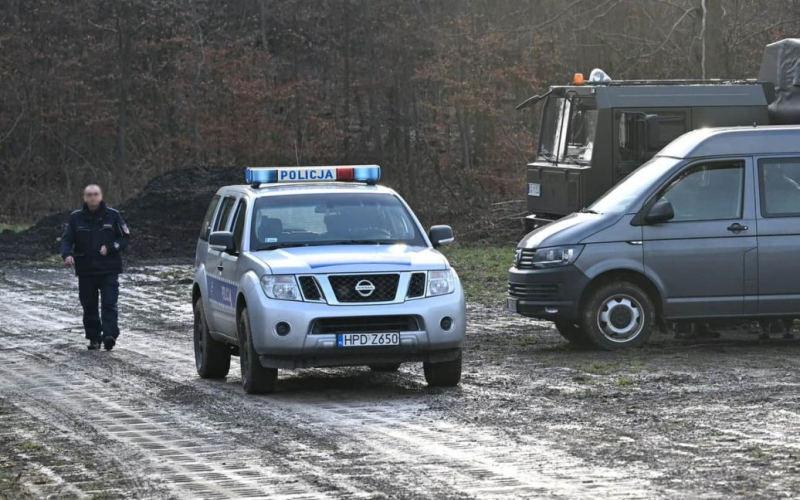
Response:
[554, 321, 592, 347]
[580, 281, 655, 350]
[237, 307, 278, 394]
[193, 300, 231, 379]
[423, 351, 462, 387]
[369, 363, 401, 372]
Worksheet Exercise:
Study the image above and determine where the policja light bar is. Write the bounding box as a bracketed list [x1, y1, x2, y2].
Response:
[245, 165, 381, 186]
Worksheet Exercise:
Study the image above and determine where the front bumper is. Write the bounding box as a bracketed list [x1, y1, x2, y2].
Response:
[246, 286, 466, 368]
[507, 264, 589, 323]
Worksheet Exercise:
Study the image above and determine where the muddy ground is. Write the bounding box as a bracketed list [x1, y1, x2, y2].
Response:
[2, 265, 800, 499]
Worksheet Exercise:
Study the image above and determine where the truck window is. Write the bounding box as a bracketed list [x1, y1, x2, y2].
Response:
[758, 158, 800, 217]
[659, 161, 744, 222]
[199, 195, 221, 241]
[617, 110, 688, 174]
[539, 95, 597, 164]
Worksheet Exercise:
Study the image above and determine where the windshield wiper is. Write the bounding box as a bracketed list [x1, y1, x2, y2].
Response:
[258, 242, 316, 251]
[580, 208, 600, 214]
[329, 240, 389, 245]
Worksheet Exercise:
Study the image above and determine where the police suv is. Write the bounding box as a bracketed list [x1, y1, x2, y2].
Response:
[192, 165, 466, 394]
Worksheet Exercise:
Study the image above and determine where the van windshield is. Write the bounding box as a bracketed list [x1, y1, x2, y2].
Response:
[588, 157, 679, 215]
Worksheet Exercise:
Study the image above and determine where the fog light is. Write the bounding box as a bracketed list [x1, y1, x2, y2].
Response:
[440, 316, 454, 331]
[275, 322, 291, 337]
[545, 307, 559, 314]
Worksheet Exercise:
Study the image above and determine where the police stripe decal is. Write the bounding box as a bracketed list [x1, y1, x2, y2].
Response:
[206, 275, 237, 310]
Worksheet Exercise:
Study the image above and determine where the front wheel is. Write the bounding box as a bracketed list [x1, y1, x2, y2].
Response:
[554, 321, 591, 347]
[237, 307, 278, 394]
[580, 282, 655, 350]
[193, 300, 231, 378]
[423, 351, 462, 387]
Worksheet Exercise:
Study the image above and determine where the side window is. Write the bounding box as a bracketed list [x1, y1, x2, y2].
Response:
[199, 195, 221, 241]
[659, 161, 745, 222]
[231, 200, 248, 254]
[617, 110, 688, 173]
[213, 196, 236, 232]
[758, 158, 800, 217]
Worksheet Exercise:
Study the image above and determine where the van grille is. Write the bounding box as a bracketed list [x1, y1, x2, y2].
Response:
[515, 249, 538, 269]
[508, 282, 560, 301]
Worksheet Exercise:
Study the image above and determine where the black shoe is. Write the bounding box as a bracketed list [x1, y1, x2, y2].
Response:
[88, 340, 101, 350]
[103, 336, 116, 351]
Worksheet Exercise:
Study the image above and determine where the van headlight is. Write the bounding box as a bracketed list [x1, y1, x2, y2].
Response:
[531, 245, 584, 268]
[427, 270, 455, 296]
[260, 275, 302, 301]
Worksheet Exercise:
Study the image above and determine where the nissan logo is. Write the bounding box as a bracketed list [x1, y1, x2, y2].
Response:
[355, 280, 376, 297]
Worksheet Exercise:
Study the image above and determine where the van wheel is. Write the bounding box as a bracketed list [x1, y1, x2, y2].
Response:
[237, 307, 278, 394]
[423, 351, 462, 387]
[193, 300, 230, 378]
[369, 363, 401, 372]
[554, 321, 592, 347]
[581, 282, 654, 350]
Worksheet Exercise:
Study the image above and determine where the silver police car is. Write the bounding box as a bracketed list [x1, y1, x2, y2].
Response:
[192, 165, 466, 393]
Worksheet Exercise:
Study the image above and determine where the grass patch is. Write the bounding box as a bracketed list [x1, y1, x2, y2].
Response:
[615, 376, 635, 387]
[0, 223, 31, 233]
[441, 245, 515, 307]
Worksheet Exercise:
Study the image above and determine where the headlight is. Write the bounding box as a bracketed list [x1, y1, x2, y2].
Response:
[260, 275, 302, 301]
[427, 270, 455, 296]
[530, 245, 583, 268]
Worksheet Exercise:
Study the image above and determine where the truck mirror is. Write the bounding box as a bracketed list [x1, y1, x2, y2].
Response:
[644, 114, 661, 150]
[644, 199, 674, 224]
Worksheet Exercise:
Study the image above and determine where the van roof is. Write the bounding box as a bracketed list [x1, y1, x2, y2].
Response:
[657, 125, 800, 159]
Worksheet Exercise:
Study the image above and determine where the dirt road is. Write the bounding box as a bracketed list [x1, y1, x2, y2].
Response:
[1, 265, 799, 499]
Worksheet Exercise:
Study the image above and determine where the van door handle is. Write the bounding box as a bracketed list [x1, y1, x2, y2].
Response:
[727, 223, 748, 233]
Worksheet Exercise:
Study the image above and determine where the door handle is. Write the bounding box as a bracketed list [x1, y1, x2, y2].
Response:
[727, 223, 748, 233]
[217, 262, 224, 271]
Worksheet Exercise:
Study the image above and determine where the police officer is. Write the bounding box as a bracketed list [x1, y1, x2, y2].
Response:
[60, 185, 130, 350]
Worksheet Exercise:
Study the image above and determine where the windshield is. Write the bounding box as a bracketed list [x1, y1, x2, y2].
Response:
[588, 156, 679, 215]
[539, 95, 597, 164]
[250, 192, 426, 251]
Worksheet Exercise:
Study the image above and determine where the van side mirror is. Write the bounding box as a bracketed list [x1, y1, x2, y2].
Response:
[644, 199, 674, 224]
[208, 231, 235, 254]
[429, 225, 454, 248]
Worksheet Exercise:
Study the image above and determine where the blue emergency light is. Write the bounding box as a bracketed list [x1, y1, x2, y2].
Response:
[245, 165, 381, 186]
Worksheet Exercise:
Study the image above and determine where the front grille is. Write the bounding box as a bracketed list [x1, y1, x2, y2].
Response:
[328, 274, 399, 302]
[311, 315, 421, 334]
[299, 276, 324, 301]
[508, 282, 560, 301]
[515, 249, 537, 269]
[407, 272, 426, 298]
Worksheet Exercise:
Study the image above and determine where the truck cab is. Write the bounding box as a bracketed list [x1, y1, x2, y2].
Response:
[522, 78, 771, 230]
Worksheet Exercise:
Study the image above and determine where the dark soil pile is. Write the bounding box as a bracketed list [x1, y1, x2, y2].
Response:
[0, 165, 524, 264]
[0, 166, 241, 262]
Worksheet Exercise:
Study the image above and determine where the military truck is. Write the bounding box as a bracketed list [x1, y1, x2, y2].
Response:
[518, 38, 800, 231]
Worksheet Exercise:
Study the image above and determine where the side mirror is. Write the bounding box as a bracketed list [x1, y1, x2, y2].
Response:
[208, 231, 235, 254]
[644, 199, 674, 225]
[644, 114, 661, 150]
[428, 225, 454, 248]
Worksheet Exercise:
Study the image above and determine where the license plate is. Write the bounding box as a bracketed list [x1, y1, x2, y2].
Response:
[508, 298, 518, 314]
[528, 183, 541, 197]
[337, 332, 400, 348]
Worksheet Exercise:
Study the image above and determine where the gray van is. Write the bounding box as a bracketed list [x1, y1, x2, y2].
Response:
[508, 125, 800, 350]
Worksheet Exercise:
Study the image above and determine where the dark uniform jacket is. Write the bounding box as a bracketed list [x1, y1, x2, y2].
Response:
[60, 201, 130, 276]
